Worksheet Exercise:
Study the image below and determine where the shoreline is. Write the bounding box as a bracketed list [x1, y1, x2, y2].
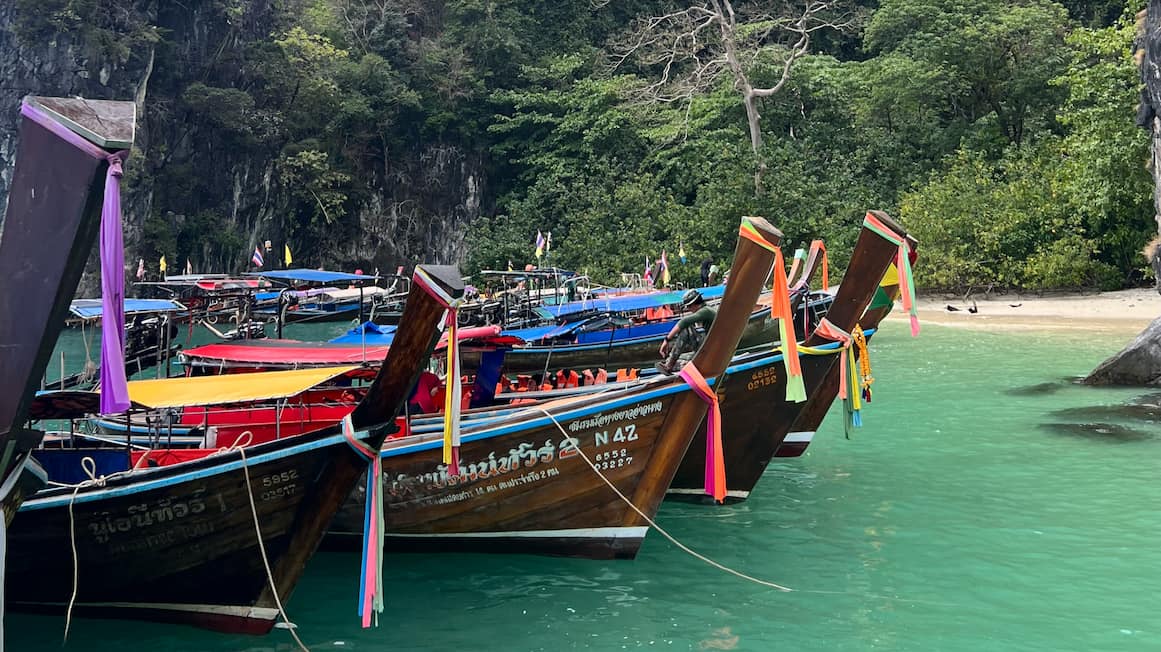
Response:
[880, 288, 1158, 334]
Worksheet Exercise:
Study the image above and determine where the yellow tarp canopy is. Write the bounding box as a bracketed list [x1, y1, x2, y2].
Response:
[126, 365, 360, 409]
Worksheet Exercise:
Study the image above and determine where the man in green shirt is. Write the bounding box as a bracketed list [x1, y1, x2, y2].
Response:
[656, 289, 716, 374]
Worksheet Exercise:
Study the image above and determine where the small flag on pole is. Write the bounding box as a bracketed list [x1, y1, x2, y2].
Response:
[679, 241, 687, 264]
[284, 244, 293, 266]
[252, 246, 264, 267]
[159, 255, 167, 274]
[136, 258, 145, 280]
[643, 256, 653, 286]
[185, 258, 193, 275]
[546, 231, 552, 253]
[660, 251, 670, 286]
[507, 260, 514, 272]
[534, 230, 545, 259]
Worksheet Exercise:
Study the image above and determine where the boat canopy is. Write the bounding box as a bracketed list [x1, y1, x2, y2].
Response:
[69, 298, 186, 320]
[543, 284, 727, 318]
[30, 365, 360, 417]
[247, 268, 373, 284]
[181, 341, 390, 366]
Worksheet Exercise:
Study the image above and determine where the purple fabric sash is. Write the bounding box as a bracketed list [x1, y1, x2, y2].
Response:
[20, 101, 131, 413]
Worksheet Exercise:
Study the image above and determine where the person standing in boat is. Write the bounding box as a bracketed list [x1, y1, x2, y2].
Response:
[656, 289, 716, 374]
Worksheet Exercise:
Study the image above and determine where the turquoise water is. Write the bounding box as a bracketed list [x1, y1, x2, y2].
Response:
[10, 321, 1161, 650]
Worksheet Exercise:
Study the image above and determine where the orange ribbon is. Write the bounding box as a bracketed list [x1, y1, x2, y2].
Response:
[678, 363, 726, 503]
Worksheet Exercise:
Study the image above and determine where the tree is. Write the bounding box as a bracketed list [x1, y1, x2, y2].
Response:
[604, 0, 857, 191]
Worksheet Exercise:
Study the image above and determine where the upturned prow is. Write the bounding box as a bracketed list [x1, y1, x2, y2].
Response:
[351, 264, 464, 432]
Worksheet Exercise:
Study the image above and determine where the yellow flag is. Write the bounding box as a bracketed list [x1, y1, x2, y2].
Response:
[284, 244, 293, 266]
[159, 255, 167, 274]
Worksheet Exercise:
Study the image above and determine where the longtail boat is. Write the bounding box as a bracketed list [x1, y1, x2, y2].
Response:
[776, 216, 918, 458]
[0, 96, 141, 528]
[326, 216, 784, 559]
[665, 212, 913, 502]
[7, 264, 462, 633]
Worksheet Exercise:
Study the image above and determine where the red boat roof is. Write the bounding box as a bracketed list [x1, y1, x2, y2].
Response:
[180, 325, 518, 367]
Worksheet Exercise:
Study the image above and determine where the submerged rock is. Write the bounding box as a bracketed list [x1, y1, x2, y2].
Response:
[1040, 422, 1154, 442]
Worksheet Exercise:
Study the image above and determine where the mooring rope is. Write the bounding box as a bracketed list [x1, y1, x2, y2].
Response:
[530, 406, 962, 608]
[234, 432, 310, 651]
[63, 457, 106, 643]
[58, 434, 311, 648]
[531, 407, 794, 592]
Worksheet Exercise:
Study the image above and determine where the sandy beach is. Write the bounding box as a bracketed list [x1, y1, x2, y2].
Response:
[881, 287, 1160, 334]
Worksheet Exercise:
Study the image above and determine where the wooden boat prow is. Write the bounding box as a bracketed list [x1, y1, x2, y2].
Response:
[0, 96, 137, 527]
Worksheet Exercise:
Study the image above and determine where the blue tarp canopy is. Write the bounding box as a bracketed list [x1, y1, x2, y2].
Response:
[69, 299, 186, 320]
[544, 284, 726, 318]
[247, 268, 373, 284]
[329, 321, 397, 345]
[500, 322, 587, 344]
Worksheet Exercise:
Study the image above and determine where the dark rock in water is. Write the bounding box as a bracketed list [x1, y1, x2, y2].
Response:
[1050, 403, 1161, 422]
[1005, 381, 1067, 396]
[1040, 422, 1153, 442]
[1083, 316, 1161, 386]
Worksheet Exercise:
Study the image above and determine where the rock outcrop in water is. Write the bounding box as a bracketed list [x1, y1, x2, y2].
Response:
[0, 1, 482, 292]
[1086, 4, 1161, 386]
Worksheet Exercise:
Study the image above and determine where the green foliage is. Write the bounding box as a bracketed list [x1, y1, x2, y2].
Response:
[36, 0, 1156, 290]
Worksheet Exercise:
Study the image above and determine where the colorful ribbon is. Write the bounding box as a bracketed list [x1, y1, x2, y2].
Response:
[343, 414, 384, 628]
[862, 212, 919, 336]
[413, 267, 463, 475]
[810, 239, 829, 292]
[678, 363, 725, 503]
[771, 247, 806, 403]
[738, 218, 805, 402]
[814, 318, 863, 434]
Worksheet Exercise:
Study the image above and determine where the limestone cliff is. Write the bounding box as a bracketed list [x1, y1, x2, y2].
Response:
[0, 0, 483, 293]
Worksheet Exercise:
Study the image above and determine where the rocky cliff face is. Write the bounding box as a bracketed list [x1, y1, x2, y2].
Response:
[0, 0, 483, 293]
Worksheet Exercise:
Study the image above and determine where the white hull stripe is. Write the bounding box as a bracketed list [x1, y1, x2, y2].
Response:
[665, 488, 750, 499]
[784, 431, 815, 444]
[381, 526, 649, 540]
[14, 601, 280, 621]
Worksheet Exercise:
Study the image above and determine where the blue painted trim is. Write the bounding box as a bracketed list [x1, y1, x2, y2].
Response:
[22, 431, 355, 511]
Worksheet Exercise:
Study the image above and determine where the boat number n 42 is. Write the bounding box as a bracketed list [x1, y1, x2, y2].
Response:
[595, 424, 637, 447]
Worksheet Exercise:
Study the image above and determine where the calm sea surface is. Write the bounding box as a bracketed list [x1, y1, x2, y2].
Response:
[9, 320, 1161, 651]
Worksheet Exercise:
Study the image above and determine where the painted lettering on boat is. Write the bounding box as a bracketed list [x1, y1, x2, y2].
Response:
[387, 436, 576, 499]
[87, 487, 226, 544]
[259, 469, 302, 502]
[568, 401, 663, 433]
[593, 448, 634, 471]
[594, 424, 637, 447]
[747, 367, 778, 391]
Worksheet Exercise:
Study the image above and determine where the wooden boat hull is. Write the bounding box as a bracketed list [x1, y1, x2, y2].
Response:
[8, 430, 357, 633]
[666, 348, 844, 503]
[328, 387, 683, 559]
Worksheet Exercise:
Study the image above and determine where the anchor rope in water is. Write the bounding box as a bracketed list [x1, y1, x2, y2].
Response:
[530, 407, 793, 593]
[529, 405, 959, 608]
